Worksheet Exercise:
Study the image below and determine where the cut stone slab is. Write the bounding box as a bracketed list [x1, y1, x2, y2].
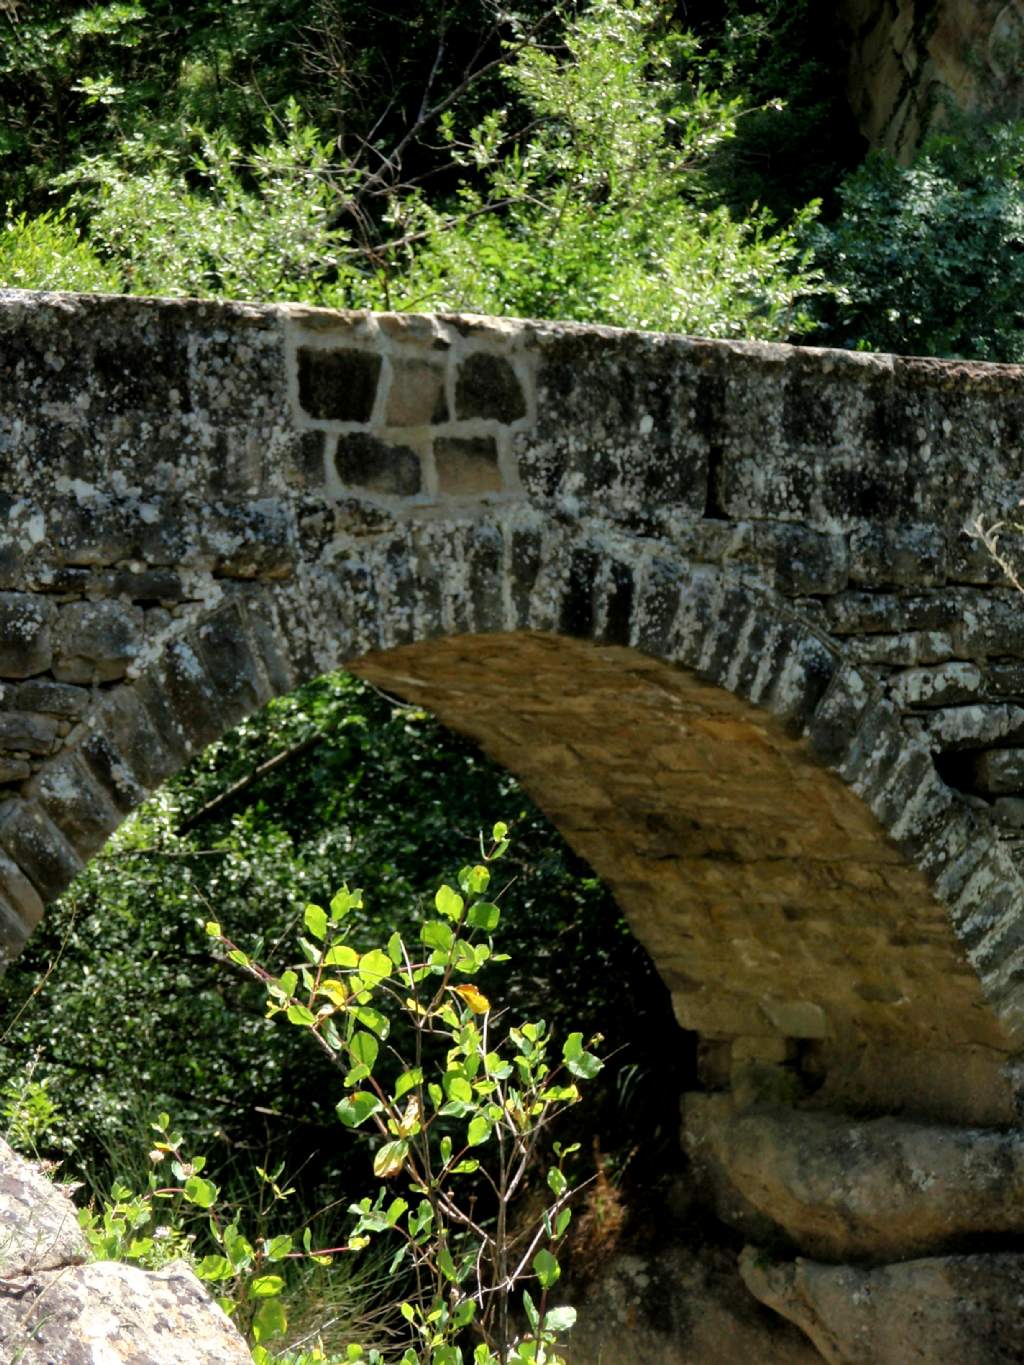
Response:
[0, 1258, 252, 1365]
[683, 1094, 1024, 1259]
[740, 1246, 1024, 1365]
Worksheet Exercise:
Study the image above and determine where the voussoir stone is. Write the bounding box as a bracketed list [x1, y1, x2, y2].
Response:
[683, 1094, 1024, 1260]
[740, 1246, 1024, 1365]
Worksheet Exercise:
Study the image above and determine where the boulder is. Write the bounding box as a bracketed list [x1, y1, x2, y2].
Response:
[740, 1246, 1024, 1364]
[0, 1137, 250, 1364]
[683, 1094, 1024, 1260]
[0, 1258, 253, 1365]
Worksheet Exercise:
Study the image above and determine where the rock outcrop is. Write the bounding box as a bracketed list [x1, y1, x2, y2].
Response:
[683, 1094, 1024, 1260]
[741, 1246, 1024, 1364]
[565, 1241, 821, 1365]
[839, 0, 1024, 160]
[0, 1137, 250, 1365]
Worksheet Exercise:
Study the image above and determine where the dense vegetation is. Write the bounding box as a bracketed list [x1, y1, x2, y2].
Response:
[1, 0, 1023, 1357]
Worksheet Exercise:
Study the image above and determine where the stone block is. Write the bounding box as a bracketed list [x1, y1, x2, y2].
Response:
[0, 848, 44, 928]
[759, 999, 829, 1039]
[890, 661, 985, 709]
[195, 604, 273, 723]
[200, 500, 294, 580]
[11, 680, 89, 717]
[848, 629, 955, 665]
[455, 352, 526, 422]
[0, 798, 83, 902]
[297, 346, 381, 421]
[52, 498, 131, 567]
[987, 660, 1024, 696]
[0, 891, 32, 965]
[25, 752, 121, 859]
[140, 638, 229, 759]
[0, 1258, 252, 1364]
[434, 436, 502, 495]
[81, 687, 177, 801]
[386, 356, 448, 425]
[0, 712, 59, 755]
[54, 600, 144, 683]
[754, 523, 848, 596]
[335, 432, 422, 496]
[0, 594, 55, 678]
[0, 758, 30, 783]
[849, 522, 946, 587]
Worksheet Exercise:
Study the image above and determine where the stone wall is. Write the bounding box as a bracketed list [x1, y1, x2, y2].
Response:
[5, 289, 1024, 1358]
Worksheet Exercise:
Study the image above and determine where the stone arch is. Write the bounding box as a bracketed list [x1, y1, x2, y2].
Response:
[2, 289, 1024, 1136]
[1, 515, 1019, 1122]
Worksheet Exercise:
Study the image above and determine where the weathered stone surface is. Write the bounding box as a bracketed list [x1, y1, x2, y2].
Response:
[971, 747, 1024, 795]
[53, 601, 144, 684]
[435, 436, 502, 495]
[741, 1246, 1024, 1365]
[297, 345, 381, 421]
[0, 1135, 86, 1275]
[335, 432, 422, 496]
[9, 290, 1024, 1351]
[10, 681, 89, 717]
[564, 1243, 820, 1365]
[0, 594, 54, 678]
[0, 712, 59, 756]
[683, 1094, 1024, 1260]
[0, 1259, 252, 1364]
[455, 352, 526, 423]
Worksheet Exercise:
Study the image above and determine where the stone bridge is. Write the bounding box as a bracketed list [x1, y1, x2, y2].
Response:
[4, 288, 1024, 1360]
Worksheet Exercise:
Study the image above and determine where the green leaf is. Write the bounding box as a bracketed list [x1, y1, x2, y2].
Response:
[443, 1072, 473, 1104]
[434, 884, 464, 921]
[252, 1295, 287, 1343]
[183, 1176, 217, 1209]
[562, 1031, 603, 1079]
[356, 1006, 389, 1039]
[263, 1234, 293, 1261]
[304, 903, 328, 940]
[394, 1068, 423, 1101]
[195, 1254, 234, 1282]
[387, 931, 404, 965]
[544, 1305, 577, 1333]
[522, 1290, 539, 1332]
[532, 1248, 560, 1288]
[359, 949, 393, 985]
[373, 1138, 409, 1178]
[250, 1274, 285, 1297]
[323, 943, 359, 967]
[330, 886, 362, 921]
[492, 822, 508, 841]
[547, 1167, 568, 1197]
[467, 901, 500, 931]
[421, 919, 453, 951]
[336, 1092, 382, 1128]
[467, 1115, 491, 1146]
[350, 1031, 379, 1072]
[286, 1003, 316, 1027]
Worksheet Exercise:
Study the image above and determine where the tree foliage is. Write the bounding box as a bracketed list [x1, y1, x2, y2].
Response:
[814, 119, 1024, 362]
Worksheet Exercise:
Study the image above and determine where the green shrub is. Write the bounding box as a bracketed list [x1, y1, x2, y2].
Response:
[0, 207, 120, 292]
[814, 119, 1024, 361]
